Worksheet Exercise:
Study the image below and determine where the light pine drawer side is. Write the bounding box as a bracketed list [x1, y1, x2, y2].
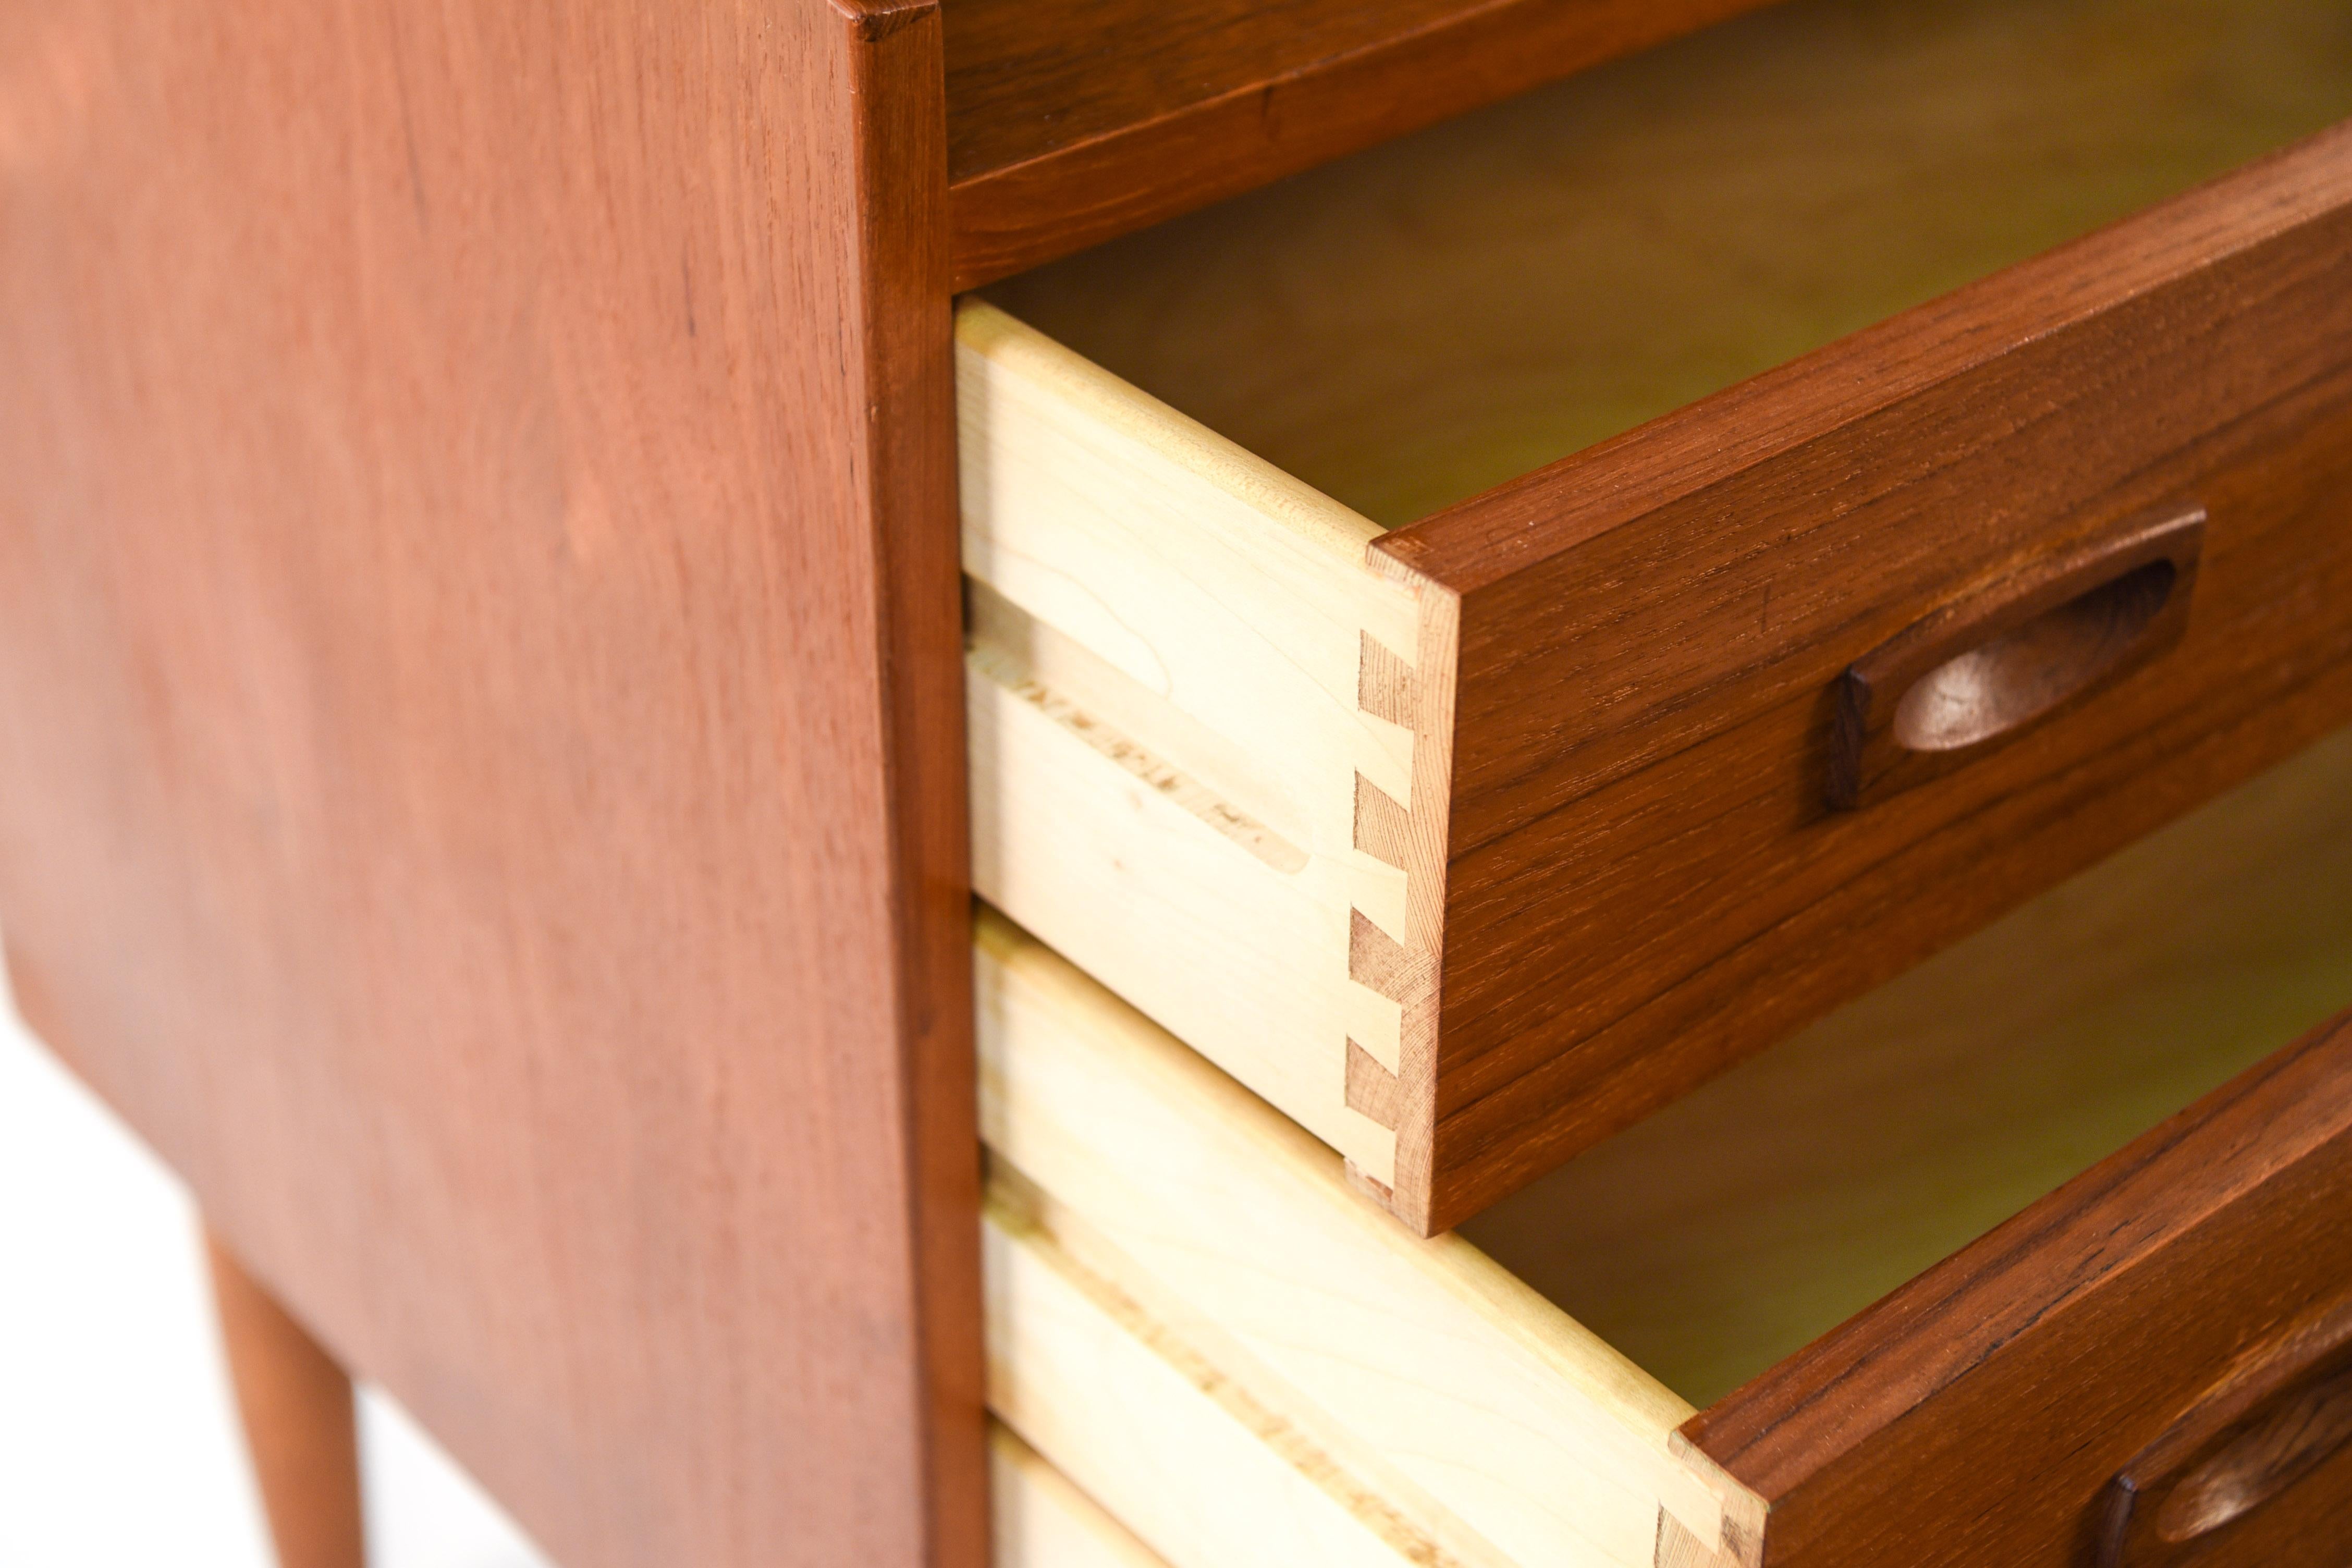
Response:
[974, 909, 1765, 1568]
[959, 303, 1450, 1197]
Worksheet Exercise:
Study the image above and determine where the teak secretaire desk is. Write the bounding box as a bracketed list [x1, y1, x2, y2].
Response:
[6, 1, 2352, 1565]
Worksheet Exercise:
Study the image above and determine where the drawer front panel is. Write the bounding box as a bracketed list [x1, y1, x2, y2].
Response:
[1683, 1007, 2352, 1567]
[1378, 120, 2352, 1227]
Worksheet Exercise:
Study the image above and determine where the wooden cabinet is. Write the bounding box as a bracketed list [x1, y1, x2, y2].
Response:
[5, 0, 2349, 1563]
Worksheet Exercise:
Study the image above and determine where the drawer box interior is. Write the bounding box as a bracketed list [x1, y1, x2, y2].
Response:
[982, 0, 2352, 530]
[978, 724, 2352, 1568]
[1466, 721, 2352, 1407]
[937, 0, 1785, 289]
[961, 0, 2352, 1231]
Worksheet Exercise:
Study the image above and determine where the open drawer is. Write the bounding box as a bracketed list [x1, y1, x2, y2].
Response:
[959, 0, 2352, 1232]
[978, 723, 2352, 1567]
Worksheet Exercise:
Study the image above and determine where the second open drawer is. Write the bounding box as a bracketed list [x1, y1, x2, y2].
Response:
[979, 723, 2352, 1567]
[961, 0, 2352, 1231]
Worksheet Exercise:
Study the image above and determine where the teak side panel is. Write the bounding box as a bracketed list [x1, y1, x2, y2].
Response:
[1376, 120, 2352, 1229]
[0, 4, 982, 1566]
[1684, 1008, 2352, 1567]
[940, 0, 1779, 287]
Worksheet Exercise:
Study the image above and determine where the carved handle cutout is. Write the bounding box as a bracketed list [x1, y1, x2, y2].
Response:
[2098, 1288, 2352, 1566]
[2153, 1362, 2352, 1544]
[1829, 505, 2204, 810]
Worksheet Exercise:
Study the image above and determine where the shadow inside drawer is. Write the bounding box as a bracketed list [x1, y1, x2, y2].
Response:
[986, 0, 2352, 529]
[1464, 722, 2352, 1405]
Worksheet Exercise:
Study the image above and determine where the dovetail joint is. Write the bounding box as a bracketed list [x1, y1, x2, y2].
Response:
[1344, 1040, 1403, 1129]
[1357, 632, 1417, 728]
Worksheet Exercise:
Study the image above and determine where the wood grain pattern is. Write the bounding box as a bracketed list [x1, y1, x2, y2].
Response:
[940, 0, 1777, 288]
[0, 3, 983, 1564]
[991, 1425, 1170, 1568]
[960, 302, 1427, 1190]
[974, 908, 1765, 1568]
[206, 1231, 365, 1568]
[981, 739, 2352, 1566]
[985, 0, 2352, 530]
[2096, 1291, 2352, 1567]
[1464, 722, 2352, 1406]
[985, 1178, 1453, 1568]
[1378, 118, 2352, 1230]
[973, 0, 2352, 1231]
[1682, 1005, 2352, 1567]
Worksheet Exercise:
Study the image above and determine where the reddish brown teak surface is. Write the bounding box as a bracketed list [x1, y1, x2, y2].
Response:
[941, 0, 1780, 286]
[1685, 1006, 2352, 1566]
[1374, 123, 2352, 1231]
[207, 1233, 366, 1568]
[0, 3, 983, 1565]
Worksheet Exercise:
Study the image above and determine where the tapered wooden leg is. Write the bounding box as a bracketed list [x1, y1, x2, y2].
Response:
[204, 1230, 367, 1568]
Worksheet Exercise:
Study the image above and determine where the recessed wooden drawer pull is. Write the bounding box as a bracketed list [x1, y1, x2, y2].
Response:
[2099, 1288, 2352, 1566]
[1830, 506, 2206, 810]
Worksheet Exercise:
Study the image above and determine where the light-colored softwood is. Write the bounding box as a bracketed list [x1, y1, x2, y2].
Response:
[990, 1426, 1168, 1568]
[979, 724, 2352, 1567]
[984, 1182, 1454, 1568]
[975, 909, 1763, 1568]
[961, 303, 1442, 1191]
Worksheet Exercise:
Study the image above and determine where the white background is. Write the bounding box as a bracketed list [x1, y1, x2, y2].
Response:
[0, 984, 554, 1568]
